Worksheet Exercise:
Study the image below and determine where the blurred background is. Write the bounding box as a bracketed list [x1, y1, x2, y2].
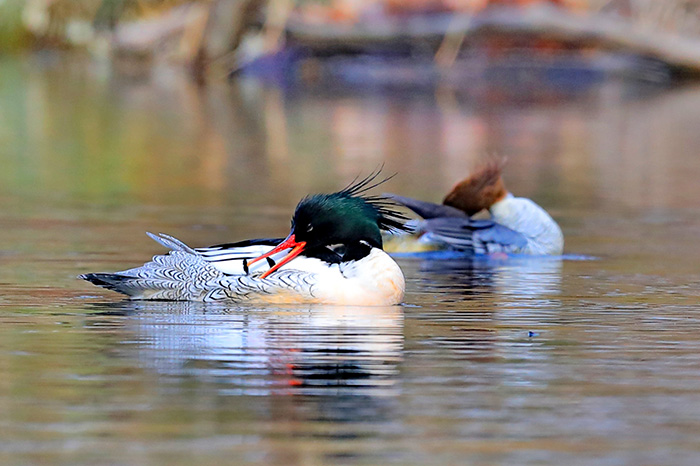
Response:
[4, 0, 700, 281]
[4, 1, 700, 465]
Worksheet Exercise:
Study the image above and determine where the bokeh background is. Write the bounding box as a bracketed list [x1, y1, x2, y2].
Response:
[3, 1, 700, 465]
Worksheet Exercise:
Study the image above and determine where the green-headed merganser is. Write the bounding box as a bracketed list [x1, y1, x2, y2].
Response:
[385, 159, 564, 255]
[80, 173, 410, 306]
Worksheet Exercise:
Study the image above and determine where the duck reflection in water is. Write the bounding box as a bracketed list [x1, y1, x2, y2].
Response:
[400, 252, 563, 303]
[88, 303, 403, 423]
[399, 255, 564, 390]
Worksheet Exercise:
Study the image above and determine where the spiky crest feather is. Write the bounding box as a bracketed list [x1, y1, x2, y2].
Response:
[333, 167, 411, 233]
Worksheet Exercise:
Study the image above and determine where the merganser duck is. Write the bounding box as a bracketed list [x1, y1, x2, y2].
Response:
[80, 173, 410, 306]
[385, 159, 564, 255]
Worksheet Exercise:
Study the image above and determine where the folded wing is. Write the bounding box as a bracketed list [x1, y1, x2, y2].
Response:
[387, 195, 528, 254]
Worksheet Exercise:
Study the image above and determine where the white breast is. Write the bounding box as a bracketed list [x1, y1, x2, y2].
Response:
[282, 249, 405, 306]
[333, 248, 405, 306]
[489, 196, 564, 255]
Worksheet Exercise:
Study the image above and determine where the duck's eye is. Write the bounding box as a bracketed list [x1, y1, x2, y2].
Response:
[306, 224, 314, 233]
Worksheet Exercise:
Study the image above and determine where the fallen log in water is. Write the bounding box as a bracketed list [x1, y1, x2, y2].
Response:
[105, 2, 700, 79]
[285, 4, 700, 76]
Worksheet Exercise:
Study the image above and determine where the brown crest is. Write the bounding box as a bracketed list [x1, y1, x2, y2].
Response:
[442, 158, 508, 215]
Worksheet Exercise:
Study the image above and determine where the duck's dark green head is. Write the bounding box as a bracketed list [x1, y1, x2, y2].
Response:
[292, 184, 407, 250]
[249, 171, 409, 278]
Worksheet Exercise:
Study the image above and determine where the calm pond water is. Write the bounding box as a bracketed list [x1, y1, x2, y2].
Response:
[2, 54, 700, 465]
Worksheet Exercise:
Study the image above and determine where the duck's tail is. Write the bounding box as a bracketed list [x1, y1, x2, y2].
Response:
[79, 233, 223, 300]
[80, 272, 143, 295]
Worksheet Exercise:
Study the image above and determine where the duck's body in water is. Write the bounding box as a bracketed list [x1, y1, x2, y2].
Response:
[80, 173, 410, 306]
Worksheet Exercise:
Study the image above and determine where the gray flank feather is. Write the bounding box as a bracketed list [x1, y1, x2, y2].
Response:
[421, 217, 528, 253]
[473, 223, 528, 249]
[81, 233, 321, 302]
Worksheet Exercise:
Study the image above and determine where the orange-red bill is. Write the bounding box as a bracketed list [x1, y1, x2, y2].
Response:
[259, 242, 306, 279]
[248, 234, 307, 279]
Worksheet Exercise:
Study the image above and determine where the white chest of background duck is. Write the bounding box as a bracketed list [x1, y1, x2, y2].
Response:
[488, 193, 564, 255]
[80, 172, 409, 306]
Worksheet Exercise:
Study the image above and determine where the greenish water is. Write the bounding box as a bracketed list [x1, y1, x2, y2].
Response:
[3, 54, 700, 465]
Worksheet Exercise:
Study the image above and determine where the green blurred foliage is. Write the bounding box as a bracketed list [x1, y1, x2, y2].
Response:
[0, 0, 32, 52]
[0, 0, 198, 52]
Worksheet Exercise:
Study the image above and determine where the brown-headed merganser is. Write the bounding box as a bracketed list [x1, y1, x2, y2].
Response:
[385, 159, 564, 255]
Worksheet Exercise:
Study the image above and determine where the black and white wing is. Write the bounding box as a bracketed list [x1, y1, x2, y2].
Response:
[80, 233, 321, 302]
[196, 237, 286, 276]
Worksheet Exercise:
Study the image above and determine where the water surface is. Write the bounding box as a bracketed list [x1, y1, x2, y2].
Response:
[2, 55, 700, 465]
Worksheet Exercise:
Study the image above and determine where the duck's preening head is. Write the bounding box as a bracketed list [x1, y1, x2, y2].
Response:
[250, 170, 410, 278]
[443, 158, 508, 215]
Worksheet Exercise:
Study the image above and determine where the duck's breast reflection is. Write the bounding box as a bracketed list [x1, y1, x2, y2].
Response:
[122, 303, 404, 396]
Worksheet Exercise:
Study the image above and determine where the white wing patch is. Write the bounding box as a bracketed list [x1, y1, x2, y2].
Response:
[196, 244, 287, 276]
